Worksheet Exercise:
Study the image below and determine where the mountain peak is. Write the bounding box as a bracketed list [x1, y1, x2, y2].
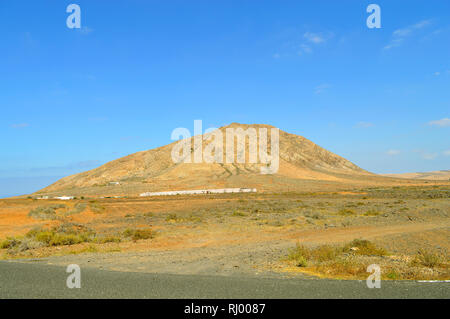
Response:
[37, 123, 370, 197]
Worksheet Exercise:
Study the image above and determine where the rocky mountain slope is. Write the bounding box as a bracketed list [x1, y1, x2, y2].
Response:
[38, 123, 375, 196]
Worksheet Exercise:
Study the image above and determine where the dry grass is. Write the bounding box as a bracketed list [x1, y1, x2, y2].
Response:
[410, 249, 446, 268]
[28, 204, 67, 220]
[337, 208, 356, 216]
[123, 228, 154, 241]
[343, 239, 387, 256]
[285, 240, 448, 280]
[0, 222, 152, 256]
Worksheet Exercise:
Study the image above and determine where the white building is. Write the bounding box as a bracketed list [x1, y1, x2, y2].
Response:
[140, 188, 257, 197]
[54, 196, 74, 200]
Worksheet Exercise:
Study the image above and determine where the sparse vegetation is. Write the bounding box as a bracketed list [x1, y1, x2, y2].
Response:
[285, 239, 449, 280]
[1, 186, 448, 281]
[231, 210, 246, 217]
[64, 203, 87, 216]
[410, 249, 445, 268]
[123, 228, 154, 241]
[165, 213, 180, 222]
[28, 204, 67, 220]
[89, 202, 105, 213]
[363, 210, 381, 216]
[337, 209, 356, 216]
[343, 239, 387, 256]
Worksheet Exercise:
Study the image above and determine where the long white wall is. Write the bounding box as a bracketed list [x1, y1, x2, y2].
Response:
[139, 188, 257, 197]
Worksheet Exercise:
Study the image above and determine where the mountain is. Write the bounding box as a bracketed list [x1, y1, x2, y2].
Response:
[37, 123, 379, 197]
[382, 170, 450, 181]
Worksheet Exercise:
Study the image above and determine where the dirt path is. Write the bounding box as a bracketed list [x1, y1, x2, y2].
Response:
[284, 222, 449, 244]
[19, 221, 449, 278]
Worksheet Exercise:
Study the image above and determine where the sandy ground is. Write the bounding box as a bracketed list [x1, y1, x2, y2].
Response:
[1, 185, 449, 279]
[29, 221, 448, 278]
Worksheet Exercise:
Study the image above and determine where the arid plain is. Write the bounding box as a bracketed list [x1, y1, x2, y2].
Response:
[1, 124, 449, 280]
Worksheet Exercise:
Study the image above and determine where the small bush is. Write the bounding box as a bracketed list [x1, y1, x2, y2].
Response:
[411, 249, 444, 268]
[123, 228, 154, 241]
[165, 213, 180, 222]
[25, 223, 95, 247]
[232, 211, 246, 217]
[28, 204, 67, 220]
[314, 245, 341, 262]
[64, 203, 87, 216]
[132, 229, 153, 241]
[343, 239, 387, 256]
[287, 244, 342, 265]
[89, 202, 105, 213]
[364, 210, 381, 216]
[0, 237, 21, 249]
[295, 256, 308, 267]
[96, 236, 122, 244]
[338, 209, 356, 216]
[317, 258, 367, 277]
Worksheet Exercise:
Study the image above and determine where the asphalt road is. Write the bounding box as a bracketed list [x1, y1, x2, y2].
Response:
[0, 261, 448, 299]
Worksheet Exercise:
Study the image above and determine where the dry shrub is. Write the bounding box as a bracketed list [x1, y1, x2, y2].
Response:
[343, 239, 387, 256]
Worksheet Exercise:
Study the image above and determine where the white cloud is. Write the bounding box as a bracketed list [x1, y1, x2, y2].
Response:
[384, 19, 432, 50]
[10, 123, 29, 129]
[434, 72, 441, 76]
[443, 150, 450, 156]
[393, 20, 431, 37]
[386, 150, 400, 156]
[304, 32, 325, 44]
[297, 31, 332, 55]
[428, 118, 450, 127]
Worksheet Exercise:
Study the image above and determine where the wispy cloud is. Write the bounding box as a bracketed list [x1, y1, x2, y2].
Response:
[384, 19, 432, 50]
[79, 26, 93, 35]
[273, 29, 333, 58]
[443, 150, 450, 156]
[355, 122, 374, 128]
[297, 43, 313, 55]
[299, 32, 333, 55]
[393, 20, 431, 37]
[413, 149, 438, 160]
[428, 118, 450, 127]
[304, 32, 326, 44]
[314, 83, 331, 95]
[386, 150, 400, 156]
[421, 152, 438, 160]
[10, 123, 29, 129]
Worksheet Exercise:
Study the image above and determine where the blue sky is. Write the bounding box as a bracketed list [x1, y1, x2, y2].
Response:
[1, 0, 449, 198]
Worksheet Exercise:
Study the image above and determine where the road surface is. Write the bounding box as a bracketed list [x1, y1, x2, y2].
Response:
[0, 260, 448, 298]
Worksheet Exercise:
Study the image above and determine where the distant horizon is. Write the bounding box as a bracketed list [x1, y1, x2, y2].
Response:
[1, 123, 448, 199]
